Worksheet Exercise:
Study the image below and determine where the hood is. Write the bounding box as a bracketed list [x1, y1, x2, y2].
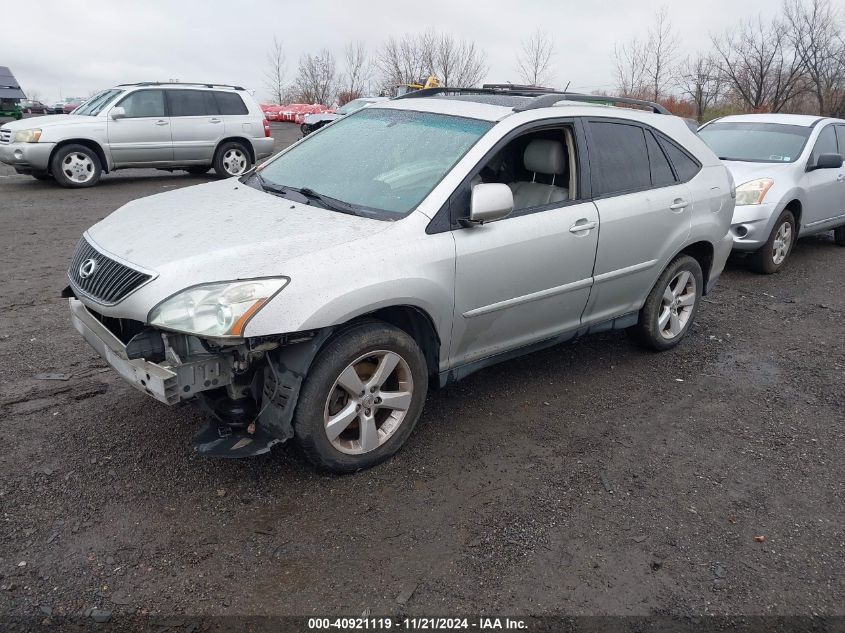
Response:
[304, 112, 339, 125]
[87, 178, 391, 277]
[0, 114, 94, 130]
[721, 159, 797, 187]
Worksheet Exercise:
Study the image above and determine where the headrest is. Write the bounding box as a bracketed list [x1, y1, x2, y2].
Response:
[523, 139, 565, 175]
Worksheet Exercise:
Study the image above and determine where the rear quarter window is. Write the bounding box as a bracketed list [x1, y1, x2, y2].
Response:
[214, 92, 248, 115]
[659, 136, 701, 182]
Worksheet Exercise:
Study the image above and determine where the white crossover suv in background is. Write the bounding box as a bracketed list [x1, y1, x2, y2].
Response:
[0, 82, 274, 187]
[699, 113, 845, 273]
[65, 89, 734, 472]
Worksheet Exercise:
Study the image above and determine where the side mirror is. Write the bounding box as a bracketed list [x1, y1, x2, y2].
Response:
[811, 153, 843, 170]
[109, 107, 126, 120]
[466, 183, 513, 225]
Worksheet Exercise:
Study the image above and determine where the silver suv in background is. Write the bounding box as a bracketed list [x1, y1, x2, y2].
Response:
[0, 82, 274, 187]
[65, 89, 734, 472]
[699, 114, 845, 273]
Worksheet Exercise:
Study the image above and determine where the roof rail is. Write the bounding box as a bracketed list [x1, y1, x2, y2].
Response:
[513, 93, 670, 114]
[116, 82, 245, 90]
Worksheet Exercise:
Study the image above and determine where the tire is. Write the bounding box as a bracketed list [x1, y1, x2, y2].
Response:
[31, 173, 53, 181]
[748, 210, 795, 274]
[834, 225, 845, 246]
[300, 124, 309, 136]
[50, 144, 102, 188]
[293, 321, 429, 473]
[185, 166, 211, 175]
[631, 255, 703, 352]
[212, 141, 251, 178]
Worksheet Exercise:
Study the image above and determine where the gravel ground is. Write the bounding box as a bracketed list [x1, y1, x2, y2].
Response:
[0, 121, 843, 628]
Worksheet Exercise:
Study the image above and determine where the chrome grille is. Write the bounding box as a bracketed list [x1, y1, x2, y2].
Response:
[0, 129, 10, 144]
[68, 237, 152, 305]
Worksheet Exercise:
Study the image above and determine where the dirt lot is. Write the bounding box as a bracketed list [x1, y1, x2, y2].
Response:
[0, 122, 843, 627]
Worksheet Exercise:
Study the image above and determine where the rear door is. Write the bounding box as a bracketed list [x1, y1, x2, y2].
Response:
[107, 89, 172, 165]
[582, 119, 694, 324]
[166, 89, 224, 162]
[801, 124, 845, 227]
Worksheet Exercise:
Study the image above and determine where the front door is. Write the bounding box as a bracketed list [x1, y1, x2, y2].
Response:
[107, 89, 173, 165]
[801, 124, 845, 228]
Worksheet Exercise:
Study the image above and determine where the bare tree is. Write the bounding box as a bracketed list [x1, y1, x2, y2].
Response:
[677, 54, 723, 121]
[712, 16, 806, 112]
[784, 0, 845, 115]
[614, 37, 650, 97]
[375, 32, 437, 90]
[295, 49, 337, 105]
[515, 29, 556, 86]
[341, 41, 371, 101]
[264, 37, 286, 104]
[645, 7, 680, 101]
[433, 33, 487, 87]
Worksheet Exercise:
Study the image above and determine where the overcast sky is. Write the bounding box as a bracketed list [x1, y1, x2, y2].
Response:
[4, 0, 822, 103]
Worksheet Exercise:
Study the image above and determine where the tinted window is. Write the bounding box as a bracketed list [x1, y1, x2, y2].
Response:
[645, 130, 676, 187]
[589, 121, 651, 195]
[837, 126, 845, 153]
[168, 90, 218, 116]
[811, 125, 838, 165]
[214, 91, 248, 115]
[660, 138, 700, 182]
[698, 122, 810, 163]
[118, 90, 165, 118]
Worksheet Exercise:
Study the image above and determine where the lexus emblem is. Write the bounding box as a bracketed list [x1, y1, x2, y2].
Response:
[79, 258, 98, 279]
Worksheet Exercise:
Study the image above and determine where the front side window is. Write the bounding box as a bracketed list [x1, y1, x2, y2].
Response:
[73, 89, 123, 116]
[118, 90, 166, 118]
[167, 90, 218, 116]
[810, 125, 839, 165]
[836, 125, 845, 154]
[256, 108, 493, 217]
[699, 122, 811, 163]
[589, 121, 652, 195]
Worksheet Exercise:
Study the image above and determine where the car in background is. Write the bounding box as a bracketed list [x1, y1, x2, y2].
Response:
[64, 90, 733, 472]
[301, 97, 387, 136]
[699, 114, 845, 273]
[0, 82, 273, 187]
[62, 99, 84, 114]
[20, 100, 47, 114]
[46, 102, 66, 114]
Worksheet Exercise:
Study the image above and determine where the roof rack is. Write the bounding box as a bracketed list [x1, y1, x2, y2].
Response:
[116, 82, 245, 90]
[394, 86, 670, 115]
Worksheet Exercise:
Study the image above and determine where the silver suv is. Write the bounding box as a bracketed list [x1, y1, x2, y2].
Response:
[0, 82, 273, 187]
[65, 89, 734, 472]
[698, 114, 845, 273]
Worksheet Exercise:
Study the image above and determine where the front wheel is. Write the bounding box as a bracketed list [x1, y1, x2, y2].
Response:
[213, 141, 251, 178]
[748, 210, 795, 274]
[631, 255, 703, 352]
[293, 321, 428, 473]
[50, 144, 102, 188]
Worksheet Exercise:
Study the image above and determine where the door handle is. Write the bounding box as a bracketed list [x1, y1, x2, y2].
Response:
[209, 118, 222, 124]
[669, 198, 688, 211]
[155, 120, 169, 126]
[569, 220, 597, 234]
[837, 173, 844, 182]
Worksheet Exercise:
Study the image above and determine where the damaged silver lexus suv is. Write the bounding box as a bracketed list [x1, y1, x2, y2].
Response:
[67, 89, 735, 473]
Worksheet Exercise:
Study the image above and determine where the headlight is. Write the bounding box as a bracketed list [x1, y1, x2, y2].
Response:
[12, 129, 42, 143]
[148, 278, 289, 338]
[735, 178, 774, 206]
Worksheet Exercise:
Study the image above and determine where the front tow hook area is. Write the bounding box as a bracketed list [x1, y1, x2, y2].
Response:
[192, 397, 282, 458]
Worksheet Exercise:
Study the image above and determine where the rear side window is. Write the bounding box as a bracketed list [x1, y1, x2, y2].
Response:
[214, 91, 248, 115]
[167, 90, 219, 116]
[659, 138, 701, 182]
[118, 90, 165, 118]
[588, 121, 652, 195]
[811, 125, 838, 164]
[645, 130, 676, 187]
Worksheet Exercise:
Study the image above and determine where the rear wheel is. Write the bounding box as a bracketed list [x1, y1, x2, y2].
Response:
[294, 321, 428, 473]
[631, 255, 703, 352]
[213, 141, 251, 178]
[834, 225, 845, 246]
[748, 210, 795, 274]
[50, 144, 102, 188]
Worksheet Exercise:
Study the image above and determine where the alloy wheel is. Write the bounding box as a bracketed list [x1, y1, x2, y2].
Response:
[323, 350, 414, 455]
[61, 153, 95, 183]
[658, 270, 697, 340]
[222, 148, 247, 175]
[772, 221, 792, 265]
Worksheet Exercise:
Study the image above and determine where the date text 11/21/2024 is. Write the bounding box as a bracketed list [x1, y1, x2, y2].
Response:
[307, 617, 528, 630]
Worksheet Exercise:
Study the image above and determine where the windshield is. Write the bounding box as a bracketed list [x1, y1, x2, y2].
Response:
[257, 108, 493, 217]
[699, 122, 811, 163]
[73, 89, 124, 116]
[336, 99, 371, 115]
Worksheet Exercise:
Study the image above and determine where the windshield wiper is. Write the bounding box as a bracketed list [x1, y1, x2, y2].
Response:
[249, 173, 365, 216]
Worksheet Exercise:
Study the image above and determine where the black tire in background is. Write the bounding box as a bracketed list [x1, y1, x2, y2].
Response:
[50, 144, 103, 188]
[293, 321, 428, 473]
[748, 210, 795, 274]
[631, 254, 704, 352]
